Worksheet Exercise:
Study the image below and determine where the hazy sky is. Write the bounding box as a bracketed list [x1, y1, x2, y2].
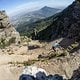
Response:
[0, 0, 75, 15]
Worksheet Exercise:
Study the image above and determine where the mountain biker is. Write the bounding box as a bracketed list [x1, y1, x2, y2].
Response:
[52, 41, 60, 52]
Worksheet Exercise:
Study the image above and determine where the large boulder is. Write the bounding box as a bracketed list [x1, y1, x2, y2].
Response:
[0, 11, 20, 47]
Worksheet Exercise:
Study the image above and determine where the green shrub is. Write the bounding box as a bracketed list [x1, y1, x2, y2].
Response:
[8, 37, 16, 44]
[8, 60, 39, 66]
[0, 37, 16, 48]
[0, 38, 6, 48]
[48, 51, 67, 59]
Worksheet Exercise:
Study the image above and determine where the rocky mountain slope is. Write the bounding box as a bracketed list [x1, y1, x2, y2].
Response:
[16, 15, 54, 37]
[17, 0, 80, 41]
[34, 1, 80, 40]
[0, 11, 20, 48]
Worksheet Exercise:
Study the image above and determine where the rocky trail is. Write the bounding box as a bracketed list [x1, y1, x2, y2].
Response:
[0, 39, 79, 80]
[0, 38, 67, 80]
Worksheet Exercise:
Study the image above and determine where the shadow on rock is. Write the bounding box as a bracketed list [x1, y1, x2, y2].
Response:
[71, 66, 80, 80]
[28, 45, 40, 50]
[59, 38, 80, 54]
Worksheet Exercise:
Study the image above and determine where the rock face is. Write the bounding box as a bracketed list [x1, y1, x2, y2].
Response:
[19, 66, 63, 80]
[0, 11, 20, 47]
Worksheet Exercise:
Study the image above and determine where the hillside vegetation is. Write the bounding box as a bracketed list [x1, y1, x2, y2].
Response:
[17, 1, 80, 42]
[16, 13, 59, 39]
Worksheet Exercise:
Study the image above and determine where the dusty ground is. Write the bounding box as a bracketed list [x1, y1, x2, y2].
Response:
[0, 38, 80, 80]
[0, 65, 23, 80]
[0, 40, 51, 80]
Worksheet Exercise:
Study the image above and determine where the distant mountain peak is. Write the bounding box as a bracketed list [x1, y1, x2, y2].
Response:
[11, 6, 61, 32]
[41, 6, 50, 9]
[40, 6, 61, 13]
[40, 6, 57, 10]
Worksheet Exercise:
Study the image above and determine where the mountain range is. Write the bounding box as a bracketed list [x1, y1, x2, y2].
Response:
[16, 0, 80, 42]
[10, 6, 61, 28]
